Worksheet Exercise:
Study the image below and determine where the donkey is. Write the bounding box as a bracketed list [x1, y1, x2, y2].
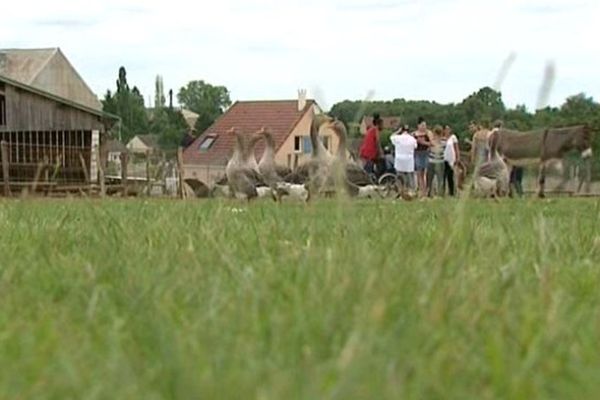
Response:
[489, 125, 593, 197]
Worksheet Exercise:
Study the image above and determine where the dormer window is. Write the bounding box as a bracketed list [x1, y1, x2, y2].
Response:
[199, 134, 217, 151]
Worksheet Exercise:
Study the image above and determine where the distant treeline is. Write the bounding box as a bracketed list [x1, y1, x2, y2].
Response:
[330, 87, 600, 141]
[331, 86, 600, 177]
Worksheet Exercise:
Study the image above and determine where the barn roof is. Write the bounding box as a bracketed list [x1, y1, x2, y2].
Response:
[182, 100, 316, 166]
[0, 48, 57, 85]
[0, 47, 103, 110]
[0, 73, 119, 122]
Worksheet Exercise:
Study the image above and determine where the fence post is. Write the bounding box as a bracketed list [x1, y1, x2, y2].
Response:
[145, 150, 152, 197]
[1, 141, 10, 196]
[161, 153, 167, 196]
[98, 141, 107, 198]
[177, 147, 185, 199]
[121, 151, 129, 197]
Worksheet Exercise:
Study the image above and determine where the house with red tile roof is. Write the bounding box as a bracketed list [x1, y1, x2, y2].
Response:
[182, 93, 339, 186]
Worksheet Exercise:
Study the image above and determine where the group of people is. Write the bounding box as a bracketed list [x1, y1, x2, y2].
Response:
[360, 114, 461, 197]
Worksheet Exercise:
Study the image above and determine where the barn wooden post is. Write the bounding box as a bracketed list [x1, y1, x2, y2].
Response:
[78, 152, 90, 184]
[90, 130, 100, 196]
[177, 147, 185, 199]
[1, 141, 10, 196]
[32, 161, 45, 194]
[98, 143, 106, 198]
[121, 151, 129, 197]
[43, 156, 50, 194]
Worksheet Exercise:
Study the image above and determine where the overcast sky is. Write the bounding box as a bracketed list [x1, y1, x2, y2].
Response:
[2, 0, 598, 111]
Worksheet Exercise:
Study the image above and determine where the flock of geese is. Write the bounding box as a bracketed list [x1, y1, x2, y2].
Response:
[212, 111, 384, 202]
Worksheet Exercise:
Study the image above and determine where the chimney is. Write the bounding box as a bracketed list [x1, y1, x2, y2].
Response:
[297, 89, 307, 111]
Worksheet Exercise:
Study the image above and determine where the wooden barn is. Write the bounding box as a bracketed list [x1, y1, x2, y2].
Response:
[0, 48, 118, 193]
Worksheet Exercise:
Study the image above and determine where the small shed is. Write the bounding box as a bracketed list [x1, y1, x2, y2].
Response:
[105, 139, 127, 164]
[127, 134, 161, 154]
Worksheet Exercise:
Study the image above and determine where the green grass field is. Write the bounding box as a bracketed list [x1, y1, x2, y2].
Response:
[1, 198, 600, 399]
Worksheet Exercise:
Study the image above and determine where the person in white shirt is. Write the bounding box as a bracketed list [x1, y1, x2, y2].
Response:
[443, 125, 460, 196]
[390, 128, 417, 193]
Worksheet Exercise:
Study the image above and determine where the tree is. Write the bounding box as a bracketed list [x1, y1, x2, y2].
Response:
[177, 81, 231, 133]
[559, 94, 600, 175]
[504, 105, 533, 130]
[102, 67, 149, 142]
[330, 100, 363, 126]
[330, 98, 469, 139]
[146, 75, 191, 150]
[560, 94, 600, 125]
[532, 106, 563, 128]
[149, 107, 189, 150]
[328, 87, 600, 169]
[155, 75, 166, 109]
[459, 87, 506, 126]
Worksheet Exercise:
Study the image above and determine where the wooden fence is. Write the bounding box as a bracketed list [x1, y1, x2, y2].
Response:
[0, 136, 187, 198]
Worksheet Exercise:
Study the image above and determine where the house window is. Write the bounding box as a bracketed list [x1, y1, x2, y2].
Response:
[302, 137, 312, 154]
[0, 94, 5, 126]
[199, 135, 217, 151]
[294, 136, 301, 153]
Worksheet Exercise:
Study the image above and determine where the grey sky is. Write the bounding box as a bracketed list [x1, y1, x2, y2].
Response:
[2, 0, 598, 111]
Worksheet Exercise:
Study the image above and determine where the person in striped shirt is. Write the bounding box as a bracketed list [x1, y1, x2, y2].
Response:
[426, 126, 446, 197]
